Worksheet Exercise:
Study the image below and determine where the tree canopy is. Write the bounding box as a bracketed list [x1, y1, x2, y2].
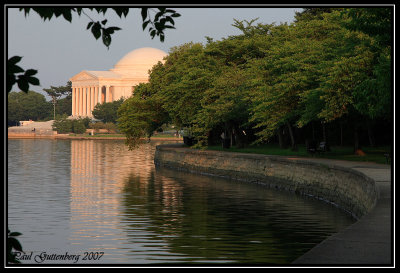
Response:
[117, 8, 392, 151]
[8, 91, 52, 126]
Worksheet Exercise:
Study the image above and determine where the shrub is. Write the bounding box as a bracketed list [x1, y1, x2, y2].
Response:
[72, 120, 86, 134]
[52, 116, 91, 134]
[52, 117, 73, 133]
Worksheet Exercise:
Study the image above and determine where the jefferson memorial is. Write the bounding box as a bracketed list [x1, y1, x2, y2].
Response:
[69, 47, 167, 118]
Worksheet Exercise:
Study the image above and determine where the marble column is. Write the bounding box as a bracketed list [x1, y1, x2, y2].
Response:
[80, 87, 84, 116]
[83, 87, 87, 116]
[87, 87, 90, 117]
[92, 87, 95, 115]
[72, 87, 76, 116]
[105, 86, 110, 103]
[97, 86, 101, 104]
[77, 88, 81, 116]
[91, 87, 94, 116]
[87, 87, 92, 117]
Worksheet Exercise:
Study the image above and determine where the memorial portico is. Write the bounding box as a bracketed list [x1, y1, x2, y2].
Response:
[69, 47, 167, 118]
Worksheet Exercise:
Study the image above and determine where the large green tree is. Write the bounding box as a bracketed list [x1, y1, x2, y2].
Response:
[117, 8, 392, 151]
[43, 81, 72, 120]
[248, 10, 379, 150]
[117, 84, 169, 149]
[344, 8, 392, 121]
[92, 98, 124, 123]
[8, 91, 52, 126]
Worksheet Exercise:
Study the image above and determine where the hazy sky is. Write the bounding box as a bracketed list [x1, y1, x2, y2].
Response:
[7, 6, 303, 99]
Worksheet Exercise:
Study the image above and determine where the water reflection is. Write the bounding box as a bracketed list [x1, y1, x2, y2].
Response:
[8, 139, 355, 265]
[121, 167, 355, 264]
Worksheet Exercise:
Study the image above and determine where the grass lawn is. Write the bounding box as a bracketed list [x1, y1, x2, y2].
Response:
[67, 133, 181, 139]
[207, 144, 391, 165]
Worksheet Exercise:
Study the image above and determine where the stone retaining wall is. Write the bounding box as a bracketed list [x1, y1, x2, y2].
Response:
[154, 144, 379, 219]
[8, 129, 57, 138]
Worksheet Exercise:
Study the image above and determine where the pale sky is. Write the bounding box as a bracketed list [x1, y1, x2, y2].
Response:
[6, 6, 303, 99]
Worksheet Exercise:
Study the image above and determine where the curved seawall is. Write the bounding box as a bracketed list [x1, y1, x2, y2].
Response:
[154, 144, 378, 219]
[154, 143, 392, 265]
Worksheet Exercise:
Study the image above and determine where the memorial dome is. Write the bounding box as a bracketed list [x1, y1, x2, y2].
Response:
[111, 47, 167, 78]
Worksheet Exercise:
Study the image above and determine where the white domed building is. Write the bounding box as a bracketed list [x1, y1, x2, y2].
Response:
[69, 47, 167, 117]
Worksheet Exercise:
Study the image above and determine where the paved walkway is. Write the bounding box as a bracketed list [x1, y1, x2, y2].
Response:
[291, 158, 392, 266]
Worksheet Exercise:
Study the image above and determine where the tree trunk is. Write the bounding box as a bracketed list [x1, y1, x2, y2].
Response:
[52, 96, 56, 120]
[286, 122, 297, 151]
[233, 124, 247, 148]
[277, 127, 285, 149]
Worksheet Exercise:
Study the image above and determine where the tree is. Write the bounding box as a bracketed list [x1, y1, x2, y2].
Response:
[92, 98, 124, 123]
[117, 92, 169, 150]
[154, 43, 215, 130]
[344, 8, 392, 121]
[115, 10, 392, 151]
[294, 8, 341, 22]
[8, 91, 52, 125]
[52, 115, 90, 134]
[248, 10, 381, 152]
[7, 56, 40, 93]
[7, 7, 180, 93]
[43, 82, 72, 120]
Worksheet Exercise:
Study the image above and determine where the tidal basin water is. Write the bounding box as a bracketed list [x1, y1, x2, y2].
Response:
[8, 139, 356, 265]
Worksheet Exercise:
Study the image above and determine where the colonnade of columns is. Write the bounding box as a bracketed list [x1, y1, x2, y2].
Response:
[72, 86, 112, 117]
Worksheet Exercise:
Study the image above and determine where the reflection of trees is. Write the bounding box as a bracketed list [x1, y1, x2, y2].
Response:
[121, 166, 355, 264]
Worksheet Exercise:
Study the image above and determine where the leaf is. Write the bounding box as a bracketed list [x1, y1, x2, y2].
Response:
[7, 74, 16, 92]
[75, 8, 82, 16]
[9, 232, 22, 237]
[112, 8, 129, 18]
[33, 8, 54, 21]
[9, 64, 24, 74]
[91, 22, 101, 40]
[154, 11, 162, 23]
[141, 8, 148, 21]
[20, 8, 30, 16]
[165, 16, 175, 25]
[8, 237, 23, 252]
[17, 78, 29, 92]
[102, 31, 112, 49]
[142, 20, 150, 30]
[8, 56, 22, 65]
[87, 21, 93, 30]
[163, 25, 175, 29]
[62, 10, 72, 22]
[24, 69, 38, 77]
[101, 19, 107, 25]
[106, 26, 121, 34]
[27, 76, 40, 85]
[94, 8, 107, 15]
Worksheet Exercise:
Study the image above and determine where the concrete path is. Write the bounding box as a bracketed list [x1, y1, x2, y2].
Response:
[291, 158, 392, 266]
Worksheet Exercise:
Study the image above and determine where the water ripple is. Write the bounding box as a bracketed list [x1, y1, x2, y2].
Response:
[8, 139, 355, 264]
